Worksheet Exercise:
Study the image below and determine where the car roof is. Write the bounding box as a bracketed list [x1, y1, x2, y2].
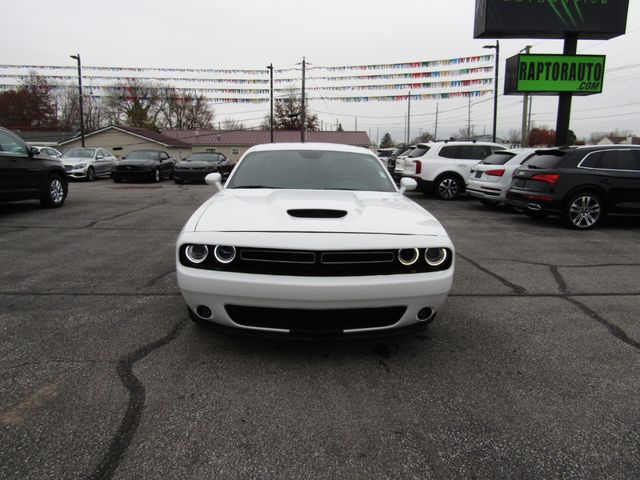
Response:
[245, 142, 375, 156]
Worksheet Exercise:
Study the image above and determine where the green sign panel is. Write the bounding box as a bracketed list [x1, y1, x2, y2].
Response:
[504, 54, 606, 96]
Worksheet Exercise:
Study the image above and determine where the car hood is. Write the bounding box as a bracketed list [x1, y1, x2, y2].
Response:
[175, 161, 217, 169]
[117, 159, 157, 167]
[192, 189, 448, 236]
[62, 157, 93, 164]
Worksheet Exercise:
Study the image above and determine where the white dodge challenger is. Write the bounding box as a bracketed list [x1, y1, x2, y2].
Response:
[176, 143, 454, 338]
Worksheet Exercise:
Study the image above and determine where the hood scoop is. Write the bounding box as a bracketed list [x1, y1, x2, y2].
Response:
[287, 209, 347, 219]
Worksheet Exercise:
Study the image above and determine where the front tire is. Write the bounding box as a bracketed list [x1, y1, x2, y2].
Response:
[563, 192, 604, 230]
[435, 175, 461, 200]
[174, 178, 183, 184]
[86, 167, 95, 182]
[40, 174, 66, 208]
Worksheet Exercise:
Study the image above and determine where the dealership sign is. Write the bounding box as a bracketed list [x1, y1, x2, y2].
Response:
[474, 0, 629, 39]
[504, 54, 606, 96]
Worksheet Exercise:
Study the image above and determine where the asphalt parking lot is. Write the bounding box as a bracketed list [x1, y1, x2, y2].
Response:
[1, 179, 639, 480]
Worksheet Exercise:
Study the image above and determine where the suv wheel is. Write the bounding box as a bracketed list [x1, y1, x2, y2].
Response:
[563, 192, 603, 230]
[435, 175, 461, 200]
[40, 174, 66, 208]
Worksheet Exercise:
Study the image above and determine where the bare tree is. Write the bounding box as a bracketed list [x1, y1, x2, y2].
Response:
[159, 89, 214, 130]
[221, 117, 245, 130]
[507, 128, 521, 144]
[273, 91, 319, 130]
[103, 80, 164, 130]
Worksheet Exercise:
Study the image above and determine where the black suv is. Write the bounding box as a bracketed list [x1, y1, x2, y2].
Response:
[506, 145, 640, 229]
[0, 127, 68, 208]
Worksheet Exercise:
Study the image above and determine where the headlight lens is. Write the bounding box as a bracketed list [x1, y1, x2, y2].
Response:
[214, 245, 236, 263]
[74, 163, 86, 169]
[398, 248, 419, 266]
[185, 244, 209, 264]
[425, 248, 448, 267]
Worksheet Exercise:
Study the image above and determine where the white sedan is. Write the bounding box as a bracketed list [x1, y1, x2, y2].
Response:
[176, 143, 454, 338]
[466, 148, 537, 205]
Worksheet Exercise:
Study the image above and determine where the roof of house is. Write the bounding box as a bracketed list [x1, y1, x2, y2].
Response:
[58, 125, 191, 147]
[161, 129, 371, 147]
[12, 130, 79, 145]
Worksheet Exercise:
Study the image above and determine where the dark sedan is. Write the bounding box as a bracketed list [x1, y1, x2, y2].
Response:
[0, 127, 68, 208]
[506, 145, 640, 229]
[111, 150, 176, 183]
[173, 152, 234, 184]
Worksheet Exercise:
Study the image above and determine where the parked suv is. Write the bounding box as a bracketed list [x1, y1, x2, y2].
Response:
[506, 145, 640, 229]
[0, 127, 68, 208]
[397, 141, 506, 199]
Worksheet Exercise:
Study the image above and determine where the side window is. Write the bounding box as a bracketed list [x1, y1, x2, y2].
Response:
[205, 148, 217, 153]
[160, 152, 169, 160]
[438, 146, 460, 159]
[581, 151, 604, 169]
[0, 131, 28, 155]
[457, 146, 478, 160]
[609, 150, 638, 171]
[473, 145, 493, 160]
[232, 148, 239, 155]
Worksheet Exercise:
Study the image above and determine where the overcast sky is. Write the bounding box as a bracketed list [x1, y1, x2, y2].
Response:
[1, 0, 639, 142]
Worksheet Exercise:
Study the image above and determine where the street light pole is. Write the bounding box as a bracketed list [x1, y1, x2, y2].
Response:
[70, 54, 85, 147]
[520, 45, 532, 146]
[267, 63, 274, 143]
[483, 41, 499, 143]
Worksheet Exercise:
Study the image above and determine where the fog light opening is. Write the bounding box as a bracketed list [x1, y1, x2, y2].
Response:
[195, 305, 213, 319]
[417, 307, 434, 322]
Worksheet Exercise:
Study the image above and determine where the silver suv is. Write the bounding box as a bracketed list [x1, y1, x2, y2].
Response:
[394, 141, 506, 200]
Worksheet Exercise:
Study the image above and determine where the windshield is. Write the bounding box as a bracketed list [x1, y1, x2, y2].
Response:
[126, 151, 160, 160]
[409, 146, 430, 158]
[227, 150, 396, 192]
[185, 153, 220, 162]
[62, 148, 95, 158]
[481, 151, 517, 165]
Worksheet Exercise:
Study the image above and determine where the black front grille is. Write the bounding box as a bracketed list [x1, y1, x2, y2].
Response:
[116, 165, 146, 172]
[179, 246, 452, 276]
[64, 165, 72, 172]
[225, 305, 406, 333]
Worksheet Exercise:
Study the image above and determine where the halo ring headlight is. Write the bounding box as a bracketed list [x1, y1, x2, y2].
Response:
[398, 248, 419, 266]
[425, 248, 448, 267]
[214, 245, 236, 264]
[185, 244, 209, 264]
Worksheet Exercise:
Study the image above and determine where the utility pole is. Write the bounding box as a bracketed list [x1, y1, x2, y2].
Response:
[355, 117, 358, 131]
[267, 63, 274, 143]
[556, 34, 577, 146]
[520, 46, 531, 146]
[467, 95, 472, 139]
[483, 40, 499, 143]
[407, 92, 412, 143]
[434, 103, 439, 141]
[527, 96, 533, 136]
[300, 57, 306, 143]
[376, 126, 379, 145]
[70, 54, 85, 147]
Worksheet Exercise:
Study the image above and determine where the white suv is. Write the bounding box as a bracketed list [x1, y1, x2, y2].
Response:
[395, 141, 506, 200]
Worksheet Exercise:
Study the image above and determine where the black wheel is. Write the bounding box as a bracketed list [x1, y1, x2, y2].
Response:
[174, 178, 183, 184]
[480, 199, 499, 207]
[154, 169, 160, 183]
[40, 174, 66, 208]
[563, 192, 604, 230]
[434, 175, 461, 200]
[86, 167, 95, 182]
[113, 177, 121, 183]
[525, 210, 549, 219]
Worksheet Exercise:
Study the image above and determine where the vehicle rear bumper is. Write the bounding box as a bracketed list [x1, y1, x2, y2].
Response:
[506, 190, 562, 214]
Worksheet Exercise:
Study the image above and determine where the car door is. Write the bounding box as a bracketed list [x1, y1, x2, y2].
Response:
[158, 152, 172, 176]
[97, 149, 111, 175]
[0, 129, 44, 194]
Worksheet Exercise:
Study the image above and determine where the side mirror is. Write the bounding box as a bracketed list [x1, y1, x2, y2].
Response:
[96, 155, 104, 160]
[205, 172, 223, 192]
[28, 146, 39, 157]
[399, 177, 417, 194]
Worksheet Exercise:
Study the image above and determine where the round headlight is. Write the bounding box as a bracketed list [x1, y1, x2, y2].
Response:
[425, 248, 448, 267]
[185, 244, 209, 264]
[398, 248, 419, 266]
[74, 163, 86, 169]
[214, 245, 236, 264]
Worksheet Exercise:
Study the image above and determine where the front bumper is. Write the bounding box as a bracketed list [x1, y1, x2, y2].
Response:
[65, 166, 88, 179]
[112, 170, 154, 181]
[174, 170, 209, 183]
[177, 265, 453, 336]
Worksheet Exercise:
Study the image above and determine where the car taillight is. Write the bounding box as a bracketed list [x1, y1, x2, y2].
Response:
[486, 169, 505, 177]
[531, 174, 560, 184]
[414, 160, 422, 174]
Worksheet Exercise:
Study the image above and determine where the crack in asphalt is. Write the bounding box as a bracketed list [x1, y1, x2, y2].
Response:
[84, 200, 167, 228]
[143, 269, 176, 289]
[87, 317, 187, 480]
[564, 297, 640, 353]
[0, 227, 26, 236]
[549, 266, 569, 295]
[457, 253, 528, 294]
